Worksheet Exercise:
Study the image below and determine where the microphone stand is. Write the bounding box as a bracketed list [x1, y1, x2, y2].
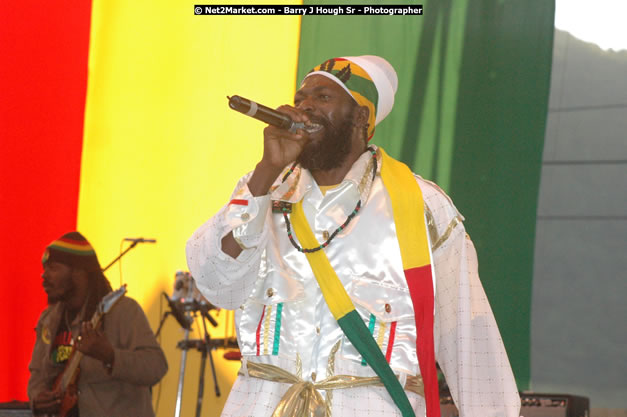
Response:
[102, 240, 140, 272]
[174, 327, 191, 417]
[195, 311, 220, 417]
[172, 307, 221, 417]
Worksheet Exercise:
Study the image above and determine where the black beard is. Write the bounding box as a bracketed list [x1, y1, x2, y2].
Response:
[46, 287, 70, 305]
[297, 116, 354, 171]
[46, 269, 76, 305]
[47, 293, 60, 305]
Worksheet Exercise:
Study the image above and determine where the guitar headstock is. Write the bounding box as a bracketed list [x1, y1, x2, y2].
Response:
[99, 284, 127, 314]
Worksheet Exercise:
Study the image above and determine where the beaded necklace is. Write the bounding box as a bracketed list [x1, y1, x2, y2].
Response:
[282, 147, 377, 253]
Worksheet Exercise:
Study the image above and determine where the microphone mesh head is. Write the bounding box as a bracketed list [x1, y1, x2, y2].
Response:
[172, 270, 194, 300]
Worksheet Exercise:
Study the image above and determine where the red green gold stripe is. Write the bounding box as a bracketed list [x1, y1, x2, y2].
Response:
[48, 238, 95, 255]
[291, 200, 415, 417]
[379, 148, 440, 417]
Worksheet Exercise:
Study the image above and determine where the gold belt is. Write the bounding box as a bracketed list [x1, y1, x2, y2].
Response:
[242, 361, 424, 417]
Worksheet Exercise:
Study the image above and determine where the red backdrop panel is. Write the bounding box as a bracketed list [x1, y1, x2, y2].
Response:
[0, 1, 92, 401]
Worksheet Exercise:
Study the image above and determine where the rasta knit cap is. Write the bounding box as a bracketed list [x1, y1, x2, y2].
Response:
[302, 55, 398, 140]
[42, 231, 102, 272]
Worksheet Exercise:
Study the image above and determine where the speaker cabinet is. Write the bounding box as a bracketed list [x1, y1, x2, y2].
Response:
[0, 401, 31, 417]
[440, 393, 590, 417]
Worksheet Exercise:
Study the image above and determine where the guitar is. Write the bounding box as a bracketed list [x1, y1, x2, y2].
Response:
[51, 285, 127, 417]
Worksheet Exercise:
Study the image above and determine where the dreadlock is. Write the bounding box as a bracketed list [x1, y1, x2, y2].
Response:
[81, 270, 114, 323]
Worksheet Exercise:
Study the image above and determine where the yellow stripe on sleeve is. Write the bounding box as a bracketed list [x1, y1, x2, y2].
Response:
[379, 148, 431, 270]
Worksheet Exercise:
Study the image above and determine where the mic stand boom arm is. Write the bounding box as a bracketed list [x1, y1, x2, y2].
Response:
[102, 240, 140, 272]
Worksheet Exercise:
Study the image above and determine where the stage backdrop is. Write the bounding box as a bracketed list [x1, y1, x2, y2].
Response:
[1, 1, 554, 416]
[0, 0, 93, 402]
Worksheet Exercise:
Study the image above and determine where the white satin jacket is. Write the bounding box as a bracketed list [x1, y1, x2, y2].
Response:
[186, 147, 520, 417]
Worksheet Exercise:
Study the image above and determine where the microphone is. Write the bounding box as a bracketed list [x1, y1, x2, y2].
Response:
[163, 292, 193, 330]
[227, 95, 306, 133]
[124, 237, 157, 243]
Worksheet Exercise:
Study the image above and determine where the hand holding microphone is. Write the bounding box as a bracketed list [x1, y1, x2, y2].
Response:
[220, 95, 316, 258]
[227, 95, 315, 191]
[228, 95, 324, 135]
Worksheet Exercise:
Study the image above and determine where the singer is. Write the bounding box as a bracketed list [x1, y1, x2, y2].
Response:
[187, 56, 519, 417]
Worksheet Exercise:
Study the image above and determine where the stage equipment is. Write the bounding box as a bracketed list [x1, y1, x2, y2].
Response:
[123, 237, 156, 243]
[102, 236, 156, 272]
[440, 393, 590, 417]
[156, 271, 217, 334]
[0, 401, 30, 417]
[156, 271, 230, 417]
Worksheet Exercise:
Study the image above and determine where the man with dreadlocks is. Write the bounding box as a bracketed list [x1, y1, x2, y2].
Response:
[28, 231, 168, 417]
[187, 56, 520, 417]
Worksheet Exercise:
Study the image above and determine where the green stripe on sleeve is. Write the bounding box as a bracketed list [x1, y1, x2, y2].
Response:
[272, 302, 283, 355]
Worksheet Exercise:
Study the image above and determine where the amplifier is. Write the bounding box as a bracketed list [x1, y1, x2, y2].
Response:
[440, 393, 590, 417]
[0, 401, 31, 417]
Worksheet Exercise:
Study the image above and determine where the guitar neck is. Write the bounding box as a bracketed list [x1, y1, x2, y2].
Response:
[56, 285, 127, 395]
[59, 310, 104, 390]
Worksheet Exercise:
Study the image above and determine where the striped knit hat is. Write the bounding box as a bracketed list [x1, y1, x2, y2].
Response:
[42, 231, 101, 272]
[303, 55, 398, 140]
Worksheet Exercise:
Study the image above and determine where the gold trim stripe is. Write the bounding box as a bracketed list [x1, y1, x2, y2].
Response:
[432, 216, 463, 251]
[377, 321, 387, 348]
[263, 304, 273, 355]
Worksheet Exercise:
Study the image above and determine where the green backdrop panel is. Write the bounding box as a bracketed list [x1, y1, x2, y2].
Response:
[448, 1, 554, 389]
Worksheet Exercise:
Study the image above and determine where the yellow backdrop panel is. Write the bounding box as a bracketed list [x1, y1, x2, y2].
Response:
[78, 1, 301, 416]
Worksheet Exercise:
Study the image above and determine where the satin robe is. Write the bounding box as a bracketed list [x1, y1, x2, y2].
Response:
[186, 147, 520, 417]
